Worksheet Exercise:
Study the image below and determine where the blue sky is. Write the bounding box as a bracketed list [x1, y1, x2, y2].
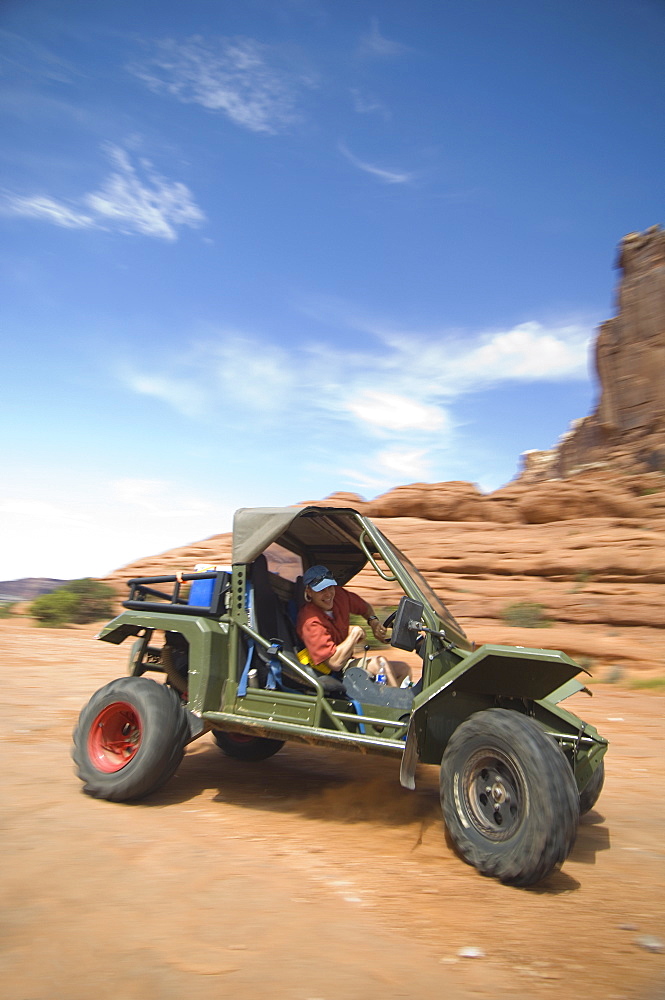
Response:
[1, 0, 663, 581]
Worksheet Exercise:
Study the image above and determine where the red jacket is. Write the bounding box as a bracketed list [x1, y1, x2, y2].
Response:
[296, 588, 370, 667]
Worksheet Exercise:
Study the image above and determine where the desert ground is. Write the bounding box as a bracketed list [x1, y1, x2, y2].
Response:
[1, 618, 664, 1000]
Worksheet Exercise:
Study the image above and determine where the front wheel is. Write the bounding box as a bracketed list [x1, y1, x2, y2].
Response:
[579, 759, 605, 815]
[440, 708, 580, 887]
[213, 731, 284, 761]
[72, 676, 189, 801]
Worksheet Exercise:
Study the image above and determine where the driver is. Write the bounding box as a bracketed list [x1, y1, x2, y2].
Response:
[296, 565, 407, 687]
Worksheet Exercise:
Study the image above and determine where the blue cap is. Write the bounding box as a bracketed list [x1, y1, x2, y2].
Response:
[303, 565, 338, 592]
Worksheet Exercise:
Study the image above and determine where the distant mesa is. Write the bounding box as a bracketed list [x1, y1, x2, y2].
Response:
[0, 578, 69, 603]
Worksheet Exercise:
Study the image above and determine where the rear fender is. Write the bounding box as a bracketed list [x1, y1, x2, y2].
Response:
[96, 611, 230, 715]
[97, 616, 146, 645]
[96, 615, 210, 747]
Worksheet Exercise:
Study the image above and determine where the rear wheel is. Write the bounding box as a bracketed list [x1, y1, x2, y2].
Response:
[213, 731, 284, 761]
[72, 676, 188, 801]
[440, 708, 579, 887]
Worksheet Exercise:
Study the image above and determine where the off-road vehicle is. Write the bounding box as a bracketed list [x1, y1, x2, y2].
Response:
[73, 505, 607, 887]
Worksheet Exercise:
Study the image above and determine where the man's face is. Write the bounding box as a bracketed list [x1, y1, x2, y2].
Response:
[309, 585, 336, 612]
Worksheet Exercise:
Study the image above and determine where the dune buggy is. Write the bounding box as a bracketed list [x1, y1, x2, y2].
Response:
[73, 505, 607, 887]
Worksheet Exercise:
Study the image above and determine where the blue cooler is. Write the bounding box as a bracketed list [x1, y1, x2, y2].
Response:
[188, 565, 231, 610]
[188, 576, 215, 607]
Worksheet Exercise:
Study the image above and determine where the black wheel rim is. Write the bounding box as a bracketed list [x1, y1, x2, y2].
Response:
[460, 748, 526, 842]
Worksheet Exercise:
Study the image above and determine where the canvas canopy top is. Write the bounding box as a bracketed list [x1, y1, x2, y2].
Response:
[232, 504, 469, 644]
[231, 505, 375, 586]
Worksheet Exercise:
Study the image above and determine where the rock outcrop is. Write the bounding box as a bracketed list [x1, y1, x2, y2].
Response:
[519, 224, 665, 481]
[104, 471, 665, 678]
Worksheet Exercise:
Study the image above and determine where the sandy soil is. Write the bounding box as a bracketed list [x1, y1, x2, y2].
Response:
[1, 619, 664, 1000]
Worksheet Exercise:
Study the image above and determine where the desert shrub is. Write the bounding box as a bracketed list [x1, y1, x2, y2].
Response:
[30, 590, 79, 626]
[598, 663, 624, 684]
[569, 570, 593, 593]
[30, 579, 115, 627]
[500, 600, 551, 628]
[59, 578, 116, 622]
[630, 675, 665, 691]
[0, 602, 17, 619]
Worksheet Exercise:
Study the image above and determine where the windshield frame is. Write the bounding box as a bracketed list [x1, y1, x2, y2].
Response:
[358, 516, 471, 650]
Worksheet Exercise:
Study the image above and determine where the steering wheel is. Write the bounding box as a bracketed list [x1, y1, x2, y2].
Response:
[383, 610, 397, 629]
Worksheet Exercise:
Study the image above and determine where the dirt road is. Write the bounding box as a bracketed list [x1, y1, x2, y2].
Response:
[1, 621, 664, 1000]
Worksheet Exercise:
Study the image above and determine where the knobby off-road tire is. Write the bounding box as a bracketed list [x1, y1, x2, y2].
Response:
[213, 731, 285, 761]
[440, 708, 580, 887]
[579, 759, 605, 815]
[72, 677, 189, 802]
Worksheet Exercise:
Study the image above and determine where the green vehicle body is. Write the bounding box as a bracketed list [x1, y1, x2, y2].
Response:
[97, 505, 607, 798]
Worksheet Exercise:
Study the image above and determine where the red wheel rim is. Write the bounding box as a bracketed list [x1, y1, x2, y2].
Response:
[226, 733, 254, 743]
[87, 701, 142, 773]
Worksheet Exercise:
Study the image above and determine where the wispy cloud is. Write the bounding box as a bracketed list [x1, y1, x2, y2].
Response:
[376, 321, 591, 389]
[119, 333, 298, 429]
[338, 141, 415, 185]
[119, 314, 592, 491]
[119, 370, 207, 418]
[111, 478, 217, 519]
[350, 88, 391, 120]
[347, 391, 449, 433]
[357, 18, 410, 59]
[210, 334, 298, 410]
[0, 195, 94, 230]
[0, 28, 80, 84]
[375, 447, 433, 480]
[120, 322, 592, 422]
[1, 144, 205, 240]
[338, 448, 434, 493]
[129, 36, 316, 134]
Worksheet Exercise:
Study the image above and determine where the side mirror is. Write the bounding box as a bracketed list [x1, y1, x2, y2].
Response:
[390, 596, 425, 651]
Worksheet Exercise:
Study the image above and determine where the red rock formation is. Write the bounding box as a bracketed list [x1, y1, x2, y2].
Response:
[519, 224, 665, 481]
[104, 470, 665, 678]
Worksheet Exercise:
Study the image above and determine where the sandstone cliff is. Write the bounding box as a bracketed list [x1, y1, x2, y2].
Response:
[104, 473, 665, 680]
[521, 224, 665, 481]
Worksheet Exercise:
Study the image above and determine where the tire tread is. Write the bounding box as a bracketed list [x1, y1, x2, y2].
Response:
[72, 677, 188, 801]
[440, 708, 580, 887]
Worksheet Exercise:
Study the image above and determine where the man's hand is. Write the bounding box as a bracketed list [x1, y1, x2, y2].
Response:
[349, 624, 366, 644]
[369, 619, 388, 642]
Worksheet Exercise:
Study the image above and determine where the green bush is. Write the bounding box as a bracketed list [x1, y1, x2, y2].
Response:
[30, 579, 115, 627]
[30, 590, 79, 626]
[500, 601, 551, 628]
[569, 570, 593, 593]
[630, 675, 665, 691]
[0, 602, 17, 619]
